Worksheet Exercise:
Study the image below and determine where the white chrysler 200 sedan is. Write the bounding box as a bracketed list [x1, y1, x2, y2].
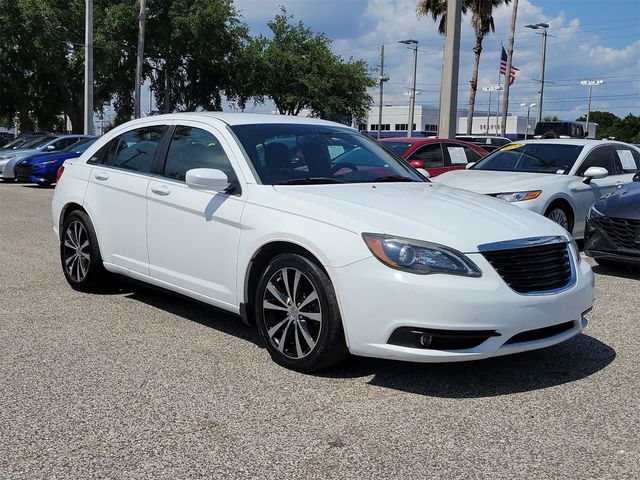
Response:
[52, 113, 594, 371]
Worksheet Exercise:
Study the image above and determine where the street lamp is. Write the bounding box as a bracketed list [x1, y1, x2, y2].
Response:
[525, 22, 550, 126]
[399, 39, 418, 138]
[520, 102, 536, 139]
[482, 85, 503, 134]
[580, 79, 604, 137]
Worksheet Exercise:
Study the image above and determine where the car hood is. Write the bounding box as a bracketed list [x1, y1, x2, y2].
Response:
[603, 181, 640, 219]
[23, 151, 76, 164]
[264, 182, 568, 253]
[432, 169, 565, 194]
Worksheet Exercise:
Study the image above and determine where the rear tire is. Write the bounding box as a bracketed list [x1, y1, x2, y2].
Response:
[60, 210, 110, 292]
[255, 253, 348, 372]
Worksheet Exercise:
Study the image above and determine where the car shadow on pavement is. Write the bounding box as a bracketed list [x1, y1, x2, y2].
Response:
[123, 283, 264, 348]
[322, 334, 615, 398]
[591, 264, 639, 280]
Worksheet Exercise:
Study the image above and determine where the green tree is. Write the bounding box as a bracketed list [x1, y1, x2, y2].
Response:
[417, 0, 510, 135]
[576, 111, 640, 143]
[543, 115, 559, 121]
[235, 9, 374, 122]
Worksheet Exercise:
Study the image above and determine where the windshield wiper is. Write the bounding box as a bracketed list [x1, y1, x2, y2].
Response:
[365, 175, 416, 183]
[275, 177, 346, 185]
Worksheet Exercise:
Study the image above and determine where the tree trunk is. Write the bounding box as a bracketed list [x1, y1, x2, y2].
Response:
[466, 34, 483, 135]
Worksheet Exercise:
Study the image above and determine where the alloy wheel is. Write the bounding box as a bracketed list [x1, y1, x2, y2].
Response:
[63, 220, 91, 283]
[262, 267, 322, 359]
[547, 208, 569, 231]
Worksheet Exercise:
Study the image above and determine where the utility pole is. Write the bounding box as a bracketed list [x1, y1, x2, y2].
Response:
[377, 44, 389, 139]
[525, 23, 550, 125]
[580, 79, 604, 137]
[399, 39, 418, 137]
[438, 0, 462, 139]
[500, 0, 519, 137]
[483, 85, 502, 135]
[84, 0, 94, 135]
[134, 0, 147, 119]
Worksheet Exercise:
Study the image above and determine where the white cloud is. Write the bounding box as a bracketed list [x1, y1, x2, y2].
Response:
[234, 0, 640, 121]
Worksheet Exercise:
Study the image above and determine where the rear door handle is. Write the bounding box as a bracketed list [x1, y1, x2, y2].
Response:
[94, 171, 109, 181]
[151, 184, 171, 196]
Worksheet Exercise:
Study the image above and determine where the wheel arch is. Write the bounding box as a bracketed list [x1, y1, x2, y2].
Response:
[241, 240, 332, 327]
[58, 202, 87, 240]
[543, 195, 575, 232]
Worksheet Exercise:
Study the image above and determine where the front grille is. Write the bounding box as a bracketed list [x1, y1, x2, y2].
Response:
[593, 217, 640, 251]
[482, 242, 572, 293]
[15, 163, 32, 180]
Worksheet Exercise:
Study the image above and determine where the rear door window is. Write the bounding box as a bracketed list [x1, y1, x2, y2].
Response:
[613, 147, 640, 174]
[103, 126, 166, 174]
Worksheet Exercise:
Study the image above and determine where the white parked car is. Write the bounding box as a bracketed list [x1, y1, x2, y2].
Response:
[52, 114, 594, 371]
[433, 139, 640, 239]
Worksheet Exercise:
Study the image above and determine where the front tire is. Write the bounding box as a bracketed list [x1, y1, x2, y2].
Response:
[255, 253, 348, 372]
[60, 210, 110, 292]
[545, 204, 573, 234]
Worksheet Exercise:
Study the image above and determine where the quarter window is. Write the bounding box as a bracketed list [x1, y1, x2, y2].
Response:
[103, 126, 166, 174]
[163, 126, 235, 182]
[575, 147, 615, 176]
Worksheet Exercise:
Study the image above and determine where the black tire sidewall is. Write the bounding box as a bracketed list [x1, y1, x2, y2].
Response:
[255, 253, 347, 372]
[60, 211, 106, 291]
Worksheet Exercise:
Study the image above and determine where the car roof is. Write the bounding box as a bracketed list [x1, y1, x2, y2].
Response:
[517, 139, 632, 147]
[115, 112, 350, 129]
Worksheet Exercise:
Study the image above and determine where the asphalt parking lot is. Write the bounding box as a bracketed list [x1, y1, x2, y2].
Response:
[0, 183, 638, 479]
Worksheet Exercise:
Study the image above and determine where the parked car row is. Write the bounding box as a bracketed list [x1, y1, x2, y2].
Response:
[0, 134, 96, 185]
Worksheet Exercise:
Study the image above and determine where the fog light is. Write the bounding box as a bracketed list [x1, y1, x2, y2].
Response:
[419, 333, 432, 347]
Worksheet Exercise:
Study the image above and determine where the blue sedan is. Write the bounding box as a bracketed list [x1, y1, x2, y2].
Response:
[15, 137, 97, 186]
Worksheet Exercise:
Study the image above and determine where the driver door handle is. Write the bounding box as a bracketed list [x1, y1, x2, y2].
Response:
[151, 184, 171, 196]
[94, 171, 109, 181]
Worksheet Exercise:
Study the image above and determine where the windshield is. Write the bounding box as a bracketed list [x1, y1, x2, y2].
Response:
[62, 137, 96, 153]
[231, 124, 423, 185]
[381, 141, 414, 155]
[2, 137, 29, 149]
[471, 143, 585, 174]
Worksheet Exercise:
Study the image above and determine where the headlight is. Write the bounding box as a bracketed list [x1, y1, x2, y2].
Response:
[36, 160, 58, 166]
[587, 202, 606, 219]
[569, 237, 581, 264]
[493, 190, 541, 202]
[362, 233, 482, 277]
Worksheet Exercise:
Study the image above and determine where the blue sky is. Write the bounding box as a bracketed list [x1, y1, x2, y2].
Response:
[233, 0, 640, 121]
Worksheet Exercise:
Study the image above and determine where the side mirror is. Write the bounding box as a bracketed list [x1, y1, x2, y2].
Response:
[185, 168, 230, 192]
[417, 168, 430, 178]
[633, 171, 640, 182]
[409, 159, 425, 169]
[582, 166, 608, 184]
[465, 162, 476, 169]
[45, 145, 56, 151]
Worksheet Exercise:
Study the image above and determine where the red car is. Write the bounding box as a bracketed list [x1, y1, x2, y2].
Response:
[380, 137, 488, 177]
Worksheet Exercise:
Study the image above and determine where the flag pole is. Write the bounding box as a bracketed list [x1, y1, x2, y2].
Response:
[500, 0, 519, 137]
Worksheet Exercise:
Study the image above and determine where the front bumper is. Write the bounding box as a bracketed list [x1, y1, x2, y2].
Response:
[0, 158, 19, 179]
[584, 217, 640, 265]
[329, 253, 594, 363]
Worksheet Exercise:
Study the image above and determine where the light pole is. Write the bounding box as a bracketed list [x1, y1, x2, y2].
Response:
[399, 39, 418, 138]
[580, 79, 604, 137]
[482, 85, 502, 134]
[84, 0, 94, 135]
[525, 22, 550, 125]
[377, 44, 389, 139]
[520, 102, 536, 139]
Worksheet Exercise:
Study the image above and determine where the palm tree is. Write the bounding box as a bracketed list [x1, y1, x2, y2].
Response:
[417, 0, 510, 135]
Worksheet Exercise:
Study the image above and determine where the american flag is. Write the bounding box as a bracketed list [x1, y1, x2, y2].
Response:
[500, 46, 519, 86]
